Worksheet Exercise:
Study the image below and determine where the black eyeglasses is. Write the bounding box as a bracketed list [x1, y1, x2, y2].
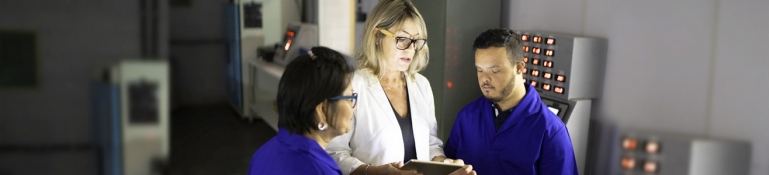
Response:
[379, 29, 427, 51]
[330, 92, 358, 108]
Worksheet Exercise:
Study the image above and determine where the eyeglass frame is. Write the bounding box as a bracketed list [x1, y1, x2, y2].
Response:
[378, 28, 427, 51]
[329, 92, 358, 108]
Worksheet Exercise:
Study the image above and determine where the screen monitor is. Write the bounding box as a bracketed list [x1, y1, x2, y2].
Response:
[548, 106, 561, 116]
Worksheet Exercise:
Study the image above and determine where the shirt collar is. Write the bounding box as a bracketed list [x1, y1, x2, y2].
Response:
[275, 129, 341, 171]
[486, 83, 543, 129]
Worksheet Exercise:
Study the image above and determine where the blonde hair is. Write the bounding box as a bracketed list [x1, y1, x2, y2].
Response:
[356, 0, 429, 80]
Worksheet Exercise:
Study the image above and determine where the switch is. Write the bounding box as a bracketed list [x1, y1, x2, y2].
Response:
[556, 75, 566, 82]
[532, 47, 541, 55]
[546, 38, 555, 45]
[545, 49, 554, 57]
[533, 36, 542, 43]
[531, 69, 540, 77]
[554, 86, 564, 94]
[543, 60, 553, 68]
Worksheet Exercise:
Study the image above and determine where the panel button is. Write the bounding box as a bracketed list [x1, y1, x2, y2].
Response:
[530, 69, 540, 77]
[556, 75, 566, 82]
[543, 60, 553, 68]
[543, 72, 552, 79]
[554, 86, 564, 94]
[545, 38, 555, 45]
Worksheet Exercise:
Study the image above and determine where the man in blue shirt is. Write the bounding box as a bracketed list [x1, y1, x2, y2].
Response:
[444, 28, 579, 175]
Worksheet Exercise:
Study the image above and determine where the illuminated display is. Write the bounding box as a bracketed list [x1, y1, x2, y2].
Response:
[522, 46, 530, 52]
[546, 38, 555, 45]
[533, 36, 542, 43]
[554, 86, 564, 94]
[523, 67, 528, 74]
[622, 137, 638, 150]
[284, 40, 292, 51]
[545, 49, 554, 57]
[531, 69, 540, 77]
[521, 34, 530, 41]
[543, 72, 552, 79]
[645, 141, 660, 154]
[530, 80, 538, 87]
[621, 157, 636, 170]
[542, 83, 551, 91]
[284, 30, 296, 51]
[543, 60, 553, 68]
[547, 106, 560, 115]
[523, 57, 529, 63]
[532, 47, 541, 54]
[643, 161, 658, 173]
[532, 58, 540, 65]
[556, 75, 566, 82]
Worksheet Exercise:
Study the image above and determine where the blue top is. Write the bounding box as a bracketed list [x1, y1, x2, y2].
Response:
[445, 84, 579, 175]
[248, 129, 342, 175]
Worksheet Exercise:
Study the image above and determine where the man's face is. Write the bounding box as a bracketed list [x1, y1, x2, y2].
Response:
[475, 47, 521, 103]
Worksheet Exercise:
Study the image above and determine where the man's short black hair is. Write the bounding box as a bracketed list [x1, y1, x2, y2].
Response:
[472, 28, 524, 64]
[277, 46, 356, 135]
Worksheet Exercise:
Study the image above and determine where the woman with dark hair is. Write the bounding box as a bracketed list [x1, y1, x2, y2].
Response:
[248, 47, 357, 175]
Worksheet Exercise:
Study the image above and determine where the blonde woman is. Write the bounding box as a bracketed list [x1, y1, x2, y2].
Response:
[326, 0, 474, 174]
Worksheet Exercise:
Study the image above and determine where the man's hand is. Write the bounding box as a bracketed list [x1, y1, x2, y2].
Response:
[449, 164, 476, 175]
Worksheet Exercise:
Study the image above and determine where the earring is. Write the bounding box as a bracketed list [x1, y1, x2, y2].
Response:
[318, 122, 328, 132]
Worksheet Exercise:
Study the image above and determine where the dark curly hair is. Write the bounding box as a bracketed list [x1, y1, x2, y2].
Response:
[472, 28, 523, 64]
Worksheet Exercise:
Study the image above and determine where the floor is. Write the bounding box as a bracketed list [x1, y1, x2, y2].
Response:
[168, 104, 276, 175]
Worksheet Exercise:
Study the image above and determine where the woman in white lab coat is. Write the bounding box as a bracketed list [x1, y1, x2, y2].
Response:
[326, 0, 474, 175]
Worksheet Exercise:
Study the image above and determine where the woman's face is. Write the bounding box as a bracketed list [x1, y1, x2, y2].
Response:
[380, 19, 421, 72]
[329, 81, 355, 135]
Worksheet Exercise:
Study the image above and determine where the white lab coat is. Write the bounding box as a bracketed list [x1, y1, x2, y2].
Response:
[326, 69, 445, 175]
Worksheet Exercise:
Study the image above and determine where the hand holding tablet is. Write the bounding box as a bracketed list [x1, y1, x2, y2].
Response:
[401, 159, 476, 175]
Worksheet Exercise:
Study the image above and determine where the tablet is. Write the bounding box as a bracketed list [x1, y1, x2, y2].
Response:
[401, 159, 463, 175]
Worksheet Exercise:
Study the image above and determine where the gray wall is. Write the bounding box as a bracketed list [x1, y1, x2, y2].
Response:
[504, 0, 769, 174]
[412, 0, 499, 141]
[0, 0, 228, 173]
[169, 0, 228, 107]
[0, 1, 142, 174]
[411, 0, 448, 140]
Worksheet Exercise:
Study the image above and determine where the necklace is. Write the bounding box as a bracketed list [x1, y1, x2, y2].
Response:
[384, 84, 404, 91]
[380, 83, 404, 91]
[382, 73, 406, 91]
[381, 80, 405, 91]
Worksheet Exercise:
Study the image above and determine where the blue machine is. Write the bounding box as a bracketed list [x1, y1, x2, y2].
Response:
[224, 2, 243, 113]
[91, 82, 122, 175]
[91, 60, 170, 175]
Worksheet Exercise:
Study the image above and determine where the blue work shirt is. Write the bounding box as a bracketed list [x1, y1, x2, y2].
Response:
[248, 129, 342, 175]
[445, 84, 578, 175]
